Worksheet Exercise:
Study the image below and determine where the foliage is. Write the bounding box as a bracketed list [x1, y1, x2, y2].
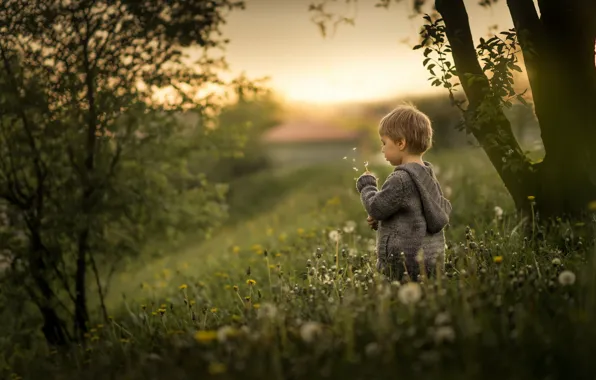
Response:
[1, 150, 595, 380]
[0, 0, 251, 345]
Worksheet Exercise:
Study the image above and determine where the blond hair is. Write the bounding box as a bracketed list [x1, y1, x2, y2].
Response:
[379, 103, 433, 154]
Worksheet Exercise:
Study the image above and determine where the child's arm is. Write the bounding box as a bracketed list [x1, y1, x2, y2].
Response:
[356, 171, 406, 221]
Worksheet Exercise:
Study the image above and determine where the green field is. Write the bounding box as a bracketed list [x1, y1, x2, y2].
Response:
[3, 148, 595, 380]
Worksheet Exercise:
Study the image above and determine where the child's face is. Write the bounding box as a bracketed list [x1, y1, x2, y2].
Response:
[380, 134, 406, 166]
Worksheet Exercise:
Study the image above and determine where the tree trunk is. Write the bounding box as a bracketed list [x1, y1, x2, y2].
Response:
[74, 229, 90, 340]
[508, 0, 596, 218]
[29, 231, 69, 346]
[435, 0, 536, 213]
[436, 0, 596, 219]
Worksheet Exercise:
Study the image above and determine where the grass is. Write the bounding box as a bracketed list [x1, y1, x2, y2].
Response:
[3, 147, 596, 380]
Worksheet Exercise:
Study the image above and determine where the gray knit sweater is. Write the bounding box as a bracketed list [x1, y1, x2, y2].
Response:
[356, 161, 452, 281]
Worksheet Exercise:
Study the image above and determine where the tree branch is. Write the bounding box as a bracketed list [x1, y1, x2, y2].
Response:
[435, 0, 535, 208]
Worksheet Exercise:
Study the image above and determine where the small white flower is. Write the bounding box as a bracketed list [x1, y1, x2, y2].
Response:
[365, 342, 380, 357]
[328, 230, 340, 243]
[257, 303, 278, 319]
[217, 326, 238, 343]
[558, 270, 576, 286]
[398, 282, 422, 305]
[434, 326, 455, 344]
[494, 206, 503, 219]
[434, 312, 451, 326]
[300, 321, 322, 343]
[343, 220, 357, 234]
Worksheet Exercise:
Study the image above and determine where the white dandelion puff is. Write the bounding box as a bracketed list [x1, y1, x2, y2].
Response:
[398, 282, 422, 305]
[558, 270, 576, 286]
[300, 322, 322, 343]
[343, 220, 357, 233]
[328, 230, 340, 243]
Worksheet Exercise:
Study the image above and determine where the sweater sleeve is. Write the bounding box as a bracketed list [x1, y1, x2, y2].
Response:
[357, 171, 406, 221]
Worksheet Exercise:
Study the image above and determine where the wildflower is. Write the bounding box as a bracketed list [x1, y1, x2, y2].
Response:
[210, 307, 218, 313]
[552, 258, 561, 266]
[328, 230, 340, 243]
[297, 228, 305, 235]
[493, 256, 503, 264]
[300, 321, 322, 343]
[246, 279, 256, 286]
[257, 303, 278, 319]
[343, 220, 357, 234]
[194, 330, 218, 343]
[97, 324, 104, 329]
[434, 312, 451, 326]
[158, 308, 166, 316]
[527, 195, 535, 201]
[252, 303, 260, 309]
[232, 246, 240, 254]
[558, 270, 576, 286]
[365, 342, 380, 357]
[217, 326, 239, 343]
[190, 300, 196, 305]
[589, 200, 596, 211]
[224, 284, 231, 290]
[434, 326, 455, 344]
[208, 362, 227, 375]
[398, 282, 422, 305]
[179, 284, 188, 290]
[233, 285, 239, 292]
[120, 338, 130, 343]
[494, 206, 503, 219]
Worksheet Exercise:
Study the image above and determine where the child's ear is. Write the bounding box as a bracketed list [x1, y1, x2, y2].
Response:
[397, 137, 407, 151]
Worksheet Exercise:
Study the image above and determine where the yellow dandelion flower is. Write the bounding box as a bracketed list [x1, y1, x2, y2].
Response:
[210, 307, 218, 313]
[233, 285, 239, 292]
[527, 196, 535, 201]
[589, 200, 596, 211]
[275, 253, 282, 258]
[190, 300, 196, 305]
[493, 256, 503, 264]
[246, 279, 256, 286]
[194, 330, 218, 343]
[297, 228, 305, 235]
[151, 311, 157, 316]
[179, 284, 188, 290]
[232, 246, 241, 254]
[141, 304, 147, 310]
[208, 362, 227, 375]
[253, 303, 260, 310]
[278, 233, 287, 243]
[244, 296, 251, 302]
[231, 314, 242, 322]
[269, 264, 275, 269]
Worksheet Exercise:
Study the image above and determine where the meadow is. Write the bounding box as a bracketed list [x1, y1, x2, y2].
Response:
[3, 148, 595, 380]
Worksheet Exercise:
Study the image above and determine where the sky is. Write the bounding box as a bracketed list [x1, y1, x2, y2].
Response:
[205, 0, 520, 105]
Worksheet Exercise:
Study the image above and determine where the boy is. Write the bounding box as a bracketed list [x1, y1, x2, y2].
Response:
[356, 104, 452, 282]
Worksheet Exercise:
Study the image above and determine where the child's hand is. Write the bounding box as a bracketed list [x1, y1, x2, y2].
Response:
[367, 215, 378, 231]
